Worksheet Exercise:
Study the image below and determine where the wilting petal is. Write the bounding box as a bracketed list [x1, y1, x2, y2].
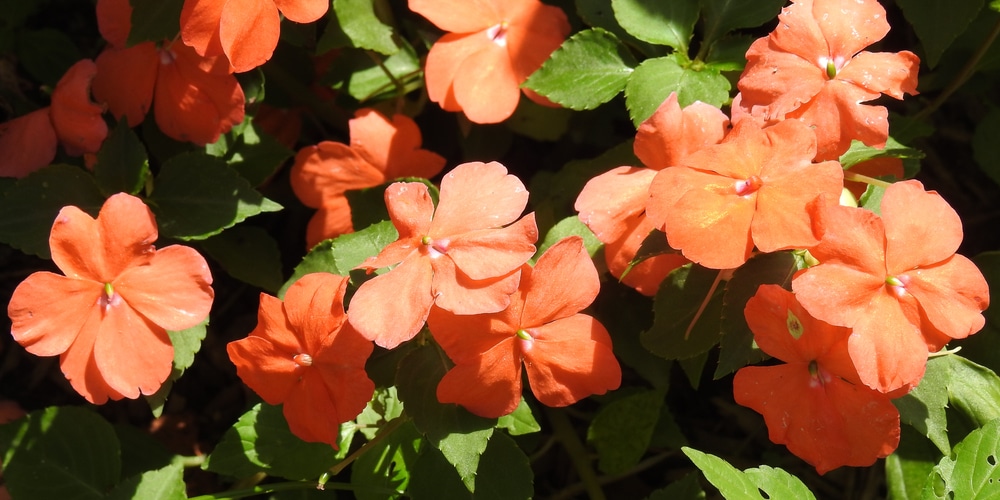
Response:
[906, 255, 989, 341]
[575, 167, 656, 243]
[524, 315, 620, 407]
[437, 340, 523, 418]
[274, 0, 329, 23]
[8, 272, 102, 356]
[49, 60, 108, 156]
[445, 214, 537, 280]
[430, 257, 520, 314]
[519, 237, 598, 326]
[848, 290, 928, 393]
[633, 93, 729, 170]
[218, 0, 280, 72]
[227, 335, 301, 404]
[348, 254, 434, 348]
[93, 43, 159, 127]
[0, 109, 57, 178]
[431, 162, 529, 236]
[92, 300, 174, 399]
[881, 180, 963, 271]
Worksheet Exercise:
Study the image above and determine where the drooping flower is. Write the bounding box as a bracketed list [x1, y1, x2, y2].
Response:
[92, 0, 245, 146]
[409, 0, 570, 124]
[646, 118, 844, 270]
[7, 193, 214, 404]
[736, 0, 920, 160]
[227, 273, 375, 448]
[427, 236, 621, 418]
[576, 93, 728, 295]
[347, 161, 538, 349]
[180, 0, 329, 73]
[792, 180, 989, 393]
[290, 108, 447, 248]
[733, 285, 900, 475]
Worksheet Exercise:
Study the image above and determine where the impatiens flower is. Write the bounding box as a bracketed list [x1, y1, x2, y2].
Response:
[646, 119, 844, 270]
[792, 180, 989, 393]
[409, 0, 570, 123]
[737, 0, 920, 160]
[347, 161, 538, 349]
[0, 109, 58, 178]
[227, 273, 375, 448]
[576, 93, 728, 295]
[290, 108, 447, 248]
[733, 285, 900, 475]
[180, 0, 329, 73]
[93, 0, 245, 146]
[427, 236, 621, 418]
[7, 193, 214, 404]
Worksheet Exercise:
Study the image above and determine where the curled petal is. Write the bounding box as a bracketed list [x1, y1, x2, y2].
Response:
[50, 60, 108, 156]
[96, 0, 132, 48]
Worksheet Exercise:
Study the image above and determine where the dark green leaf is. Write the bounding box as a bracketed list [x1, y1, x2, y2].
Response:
[587, 389, 664, 474]
[612, 0, 698, 51]
[973, 107, 1000, 186]
[203, 403, 339, 481]
[317, 7, 353, 53]
[624, 55, 731, 126]
[0, 164, 105, 258]
[699, 0, 786, 48]
[924, 418, 1000, 499]
[281, 220, 398, 296]
[641, 264, 725, 360]
[328, 44, 422, 102]
[959, 251, 1000, 372]
[148, 152, 282, 240]
[14, 29, 81, 85]
[114, 424, 174, 479]
[716, 252, 797, 378]
[470, 432, 534, 499]
[146, 321, 208, 417]
[624, 228, 679, 277]
[209, 120, 294, 188]
[704, 34, 755, 72]
[334, 0, 398, 55]
[885, 426, 941, 500]
[523, 28, 637, 110]
[201, 225, 284, 292]
[505, 98, 574, 141]
[574, 0, 664, 57]
[95, 121, 150, 196]
[351, 418, 423, 500]
[108, 462, 185, 500]
[128, 0, 184, 46]
[0, 406, 120, 500]
[645, 473, 705, 500]
[897, 0, 984, 68]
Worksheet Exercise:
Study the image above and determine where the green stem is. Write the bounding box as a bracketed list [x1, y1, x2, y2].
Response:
[545, 407, 605, 500]
[175, 455, 206, 468]
[328, 415, 409, 477]
[843, 170, 893, 189]
[911, 17, 1000, 123]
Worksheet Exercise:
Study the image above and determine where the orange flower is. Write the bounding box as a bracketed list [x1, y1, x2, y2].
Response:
[792, 180, 989, 393]
[733, 285, 899, 475]
[227, 273, 375, 448]
[7, 194, 214, 404]
[0, 109, 58, 178]
[410, 0, 570, 123]
[427, 236, 621, 418]
[576, 93, 728, 295]
[180, 0, 329, 73]
[736, 0, 920, 160]
[290, 108, 446, 248]
[646, 119, 844, 270]
[347, 161, 538, 349]
[92, 0, 245, 146]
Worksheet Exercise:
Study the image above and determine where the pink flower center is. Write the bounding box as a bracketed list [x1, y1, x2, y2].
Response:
[486, 22, 509, 47]
[516, 328, 534, 353]
[734, 175, 763, 196]
[98, 282, 121, 313]
[293, 353, 313, 367]
[885, 274, 910, 298]
[421, 236, 450, 258]
[807, 360, 832, 388]
[818, 55, 846, 79]
[159, 47, 176, 66]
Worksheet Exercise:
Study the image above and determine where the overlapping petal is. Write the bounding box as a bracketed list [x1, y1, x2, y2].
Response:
[8, 273, 101, 356]
[49, 60, 108, 156]
[155, 43, 245, 145]
[0, 109, 58, 178]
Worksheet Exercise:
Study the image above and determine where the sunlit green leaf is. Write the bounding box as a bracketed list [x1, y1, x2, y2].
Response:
[923, 418, 1000, 499]
[108, 462, 185, 500]
[351, 418, 422, 500]
[334, 0, 398, 55]
[281, 220, 398, 296]
[683, 447, 816, 499]
[624, 55, 731, 126]
[612, 0, 698, 51]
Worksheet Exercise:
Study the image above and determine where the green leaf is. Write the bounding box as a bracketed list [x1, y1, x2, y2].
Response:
[646, 473, 705, 499]
[699, 0, 786, 48]
[0, 406, 120, 500]
[14, 28, 81, 85]
[924, 418, 1000, 499]
[587, 389, 664, 474]
[716, 252, 797, 378]
[683, 447, 816, 500]
[960, 251, 1000, 372]
[624, 229, 679, 277]
[203, 403, 339, 481]
[704, 34, 755, 72]
[201, 225, 284, 292]
[334, 0, 398, 55]
[859, 184, 887, 215]
[537, 216, 603, 259]
[839, 137, 926, 170]
[641, 264, 725, 360]
[146, 321, 209, 417]
[944, 355, 1000, 427]
[208, 119, 294, 188]
[612, 0, 698, 51]
[0, 164, 105, 258]
[95, 121, 150, 196]
[327, 44, 422, 102]
[505, 98, 574, 141]
[523, 28, 637, 110]
[148, 152, 282, 240]
[886, 426, 941, 500]
[624, 55, 731, 126]
[354, 386, 406, 441]
[108, 462, 185, 500]
[351, 418, 423, 500]
[114, 424, 174, 480]
[574, 0, 663, 56]
[281, 220, 398, 296]
[893, 356, 954, 455]
[128, 0, 184, 46]
[496, 399, 541, 436]
[897, 0, 984, 68]
[469, 431, 534, 499]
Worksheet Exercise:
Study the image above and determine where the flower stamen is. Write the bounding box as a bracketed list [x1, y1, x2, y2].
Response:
[293, 353, 313, 367]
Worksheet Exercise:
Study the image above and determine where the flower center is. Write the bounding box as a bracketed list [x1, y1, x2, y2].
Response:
[98, 282, 121, 313]
[516, 328, 534, 352]
[421, 236, 450, 258]
[159, 47, 176, 66]
[486, 22, 509, 47]
[885, 274, 910, 298]
[734, 175, 763, 196]
[818, 55, 846, 79]
[807, 360, 832, 388]
[293, 353, 313, 367]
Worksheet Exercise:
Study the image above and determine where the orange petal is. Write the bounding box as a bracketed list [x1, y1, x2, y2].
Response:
[219, 0, 280, 72]
[847, 290, 928, 393]
[427, 305, 516, 364]
[633, 93, 729, 170]
[431, 257, 520, 314]
[423, 32, 486, 112]
[408, 0, 498, 33]
[504, 1, 570, 81]
[0, 109, 57, 178]
[92, 44, 159, 127]
[95, 0, 132, 48]
[116, 245, 214, 332]
[436, 340, 523, 418]
[839, 51, 920, 100]
[382, 181, 435, 243]
[445, 213, 537, 280]
[347, 254, 434, 348]
[766, 1, 829, 65]
[59, 307, 127, 404]
[431, 162, 529, 236]
[180, 0, 227, 58]
[273, 0, 329, 23]
[881, 180, 962, 271]
[451, 41, 521, 123]
[8, 272, 102, 356]
[92, 299, 175, 398]
[350, 109, 446, 181]
[603, 217, 688, 297]
[523, 314, 620, 407]
[305, 199, 355, 249]
[227, 335, 301, 404]
[50, 60, 108, 156]
[282, 273, 349, 351]
[575, 166, 656, 244]
[805, 203, 887, 272]
[519, 237, 598, 326]
[906, 255, 989, 341]
[739, 38, 826, 120]
[743, 285, 853, 364]
[290, 141, 385, 207]
[809, 0, 890, 60]
[786, 80, 886, 161]
[754, 168, 843, 252]
[283, 366, 373, 447]
[792, 263, 885, 329]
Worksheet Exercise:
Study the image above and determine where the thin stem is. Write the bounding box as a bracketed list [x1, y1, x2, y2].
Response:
[364, 50, 406, 114]
[545, 407, 605, 500]
[328, 415, 409, 476]
[175, 455, 206, 468]
[911, 17, 1000, 123]
[685, 269, 725, 340]
[843, 170, 893, 189]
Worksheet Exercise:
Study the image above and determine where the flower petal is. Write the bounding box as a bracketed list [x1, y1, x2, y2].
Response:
[408, 0, 498, 33]
[519, 237, 599, 326]
[523, 314, 620, 407]
[906, 255, 989, 341]
[227, 335, 302, 404]
[445, 213, 537, 280]
[180, 0, 226, 57]
[423, 32, 486, 112]
[116, 244, 214, 332]
[0, 109, 57, 178]
[810, 0, 890, 59]
[437, 340, 523, 418]
[431, 162, 529, 236]
[273, 0, 329, 23]
[427, 305, 517, 364]
[351, 109, 446, 181]
[93, 43, 159, 127]
[430, 257, 520, 314]
[633, 93, 729, 170]
[96, 0, 132, 48]
[451, 41, 521, 123]
[282, 273, 350, 352]
[348, 254, 434, 348]
[575, 167, 656, 244]
[217, 0, 280, 72]
[92, 299, 175, 399]
[744, 284, 853, 364]
[848, 290, 928, 393]
[881, 180, 963, 271]
[839, 51, 920, 100]
[504, 1, 569, 81]
[384, 181, 435, 243]
[290, 142, 385, 208]
[306, 200, 355, 249]
[8, 272, 102, 356]
[50, 59, 107, 156]
[792, 262, 884, 329]
[58, 307, 127, 404]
